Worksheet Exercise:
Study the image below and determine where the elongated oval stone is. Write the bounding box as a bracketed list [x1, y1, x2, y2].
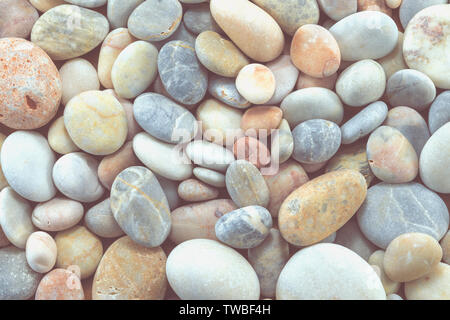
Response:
[279, 170, 367, 246]
[226, 160, 270, 208]
[134, 93, 197, 144]
[215, 206, 272, 249]
[429, 90, 450, 134]
[178, 179, 219, 202]
[208, 76, 251, 109]
[341, 101, 388, 145]
[329, 11, 398, 61]
[367, 126, 418, 183]
[158, 40, 208, 105]
[186, 140, 235, 172]
[193, 167, 226, 188]
[111, 166, 171, 247]
[31, 4, 109, 60]
[357, 182, 450, 249]
[210, 0, 284, 62]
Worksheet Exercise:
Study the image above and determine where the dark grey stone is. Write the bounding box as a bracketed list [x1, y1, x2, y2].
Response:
[429, 90, 450, 134]
[183, 3, 222, 35]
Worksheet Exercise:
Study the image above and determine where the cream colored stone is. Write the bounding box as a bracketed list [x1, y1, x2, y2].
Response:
[48, 116, 80, 155]
[26, 231, 57, 273]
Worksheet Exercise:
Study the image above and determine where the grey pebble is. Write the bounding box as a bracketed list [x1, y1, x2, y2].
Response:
[84, 198, 124, 238]
[399, 0, 448, 30]
[215, 205, 272, 249]
[183, 3, 222, 35]
[341, 101, 388, 145]
[133, 93, 198, 144]
[158, 40, 208, 105]
[208, 75, 251, 109]
[107, 0, 144, 29]
[429, 91, 450, 134]
[387, 69, 436, 111]
[292, 119, 342, 164]
[357, 182, 449, 249]
[110, 166, 172, 247]
[0, 246, 42, 300]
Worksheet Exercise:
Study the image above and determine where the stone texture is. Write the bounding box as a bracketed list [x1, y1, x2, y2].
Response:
[335, 218, 377, 261]
[236, 64, 276, 105]
[0, 0, 39, 38]
[29, 0, 66, 12]
[32, 197, 84, 232]
[193, 167, 226, 188]
[399, 0, 447, 30]
[377, 32, 408, 79]
[405, 263, 450, 300]
[84, 198, 124, 238]
[441, 231, 450, 264]
[233, 136, 271, 169]
[429, 91, 450, 134]
[186, 140, 235, 172]
[35, 268, 84, 300]
[265, 55, 299, 105]
[296, 72, 337, 90]
[318, 0, 357, 21]
[208, 76, 251, 109]
[270, 119, 294, 164]
[368, 250, 400, 295]
[178, 179, 219, 202]
[184, 3, 222, 35]
[26, 231, 57, 273]
[241, 106, 283, 136]
[48, 116, 80, 155]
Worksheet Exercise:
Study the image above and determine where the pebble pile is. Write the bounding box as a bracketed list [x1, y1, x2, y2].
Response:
[0, 0, 449, 301]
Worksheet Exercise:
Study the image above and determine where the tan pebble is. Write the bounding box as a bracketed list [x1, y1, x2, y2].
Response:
[35, 268, 84, 300]
[384, 233, 443, 282]
[368, 250, 400, 295]
[55, 226, 103, 279]
[32, 197, 84, 232]
[441, 231, 450, 264]
[233, 136, 271, 169]
[236, 64, 275, 105]
[178, 179, 219, 202]
[25, 231, 57, 273]
[296, 72, 337, 90]
[241, 106, 283, 136]
[358, 0, 392, 16]
[48, 116, 80, 155]
[405, 263, 450, 300]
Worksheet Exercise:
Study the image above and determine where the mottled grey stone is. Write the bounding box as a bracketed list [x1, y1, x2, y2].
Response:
[107, 0, 144, 29]
[335, 218, 377, 261]
[133, 93, 197, 144]
[128, 0, 182, 41]
[387, 69, 436, 111]
[208, 75, 251, 109]
[429, 91, 450, 134]
[341, 101, 388, 144]
[111, 166, 171, 247]
[183, 3, 222, 35]
[248, 228, 289, 298]
[281, 88, 344, 127]
[65, 0, 106, 8]
[357, 182, 449, 249]
[292, 119, 341, 164]
[399, 0, 447, 30]
[0, 246, 42, 300]
[318, 0, 357, 21]
[158, 40, 208, 105]
[215, 206, 272, 249]
[329, 11, 398, 61]
[84, 198, 124, 238]
[225, 160, 270, 208]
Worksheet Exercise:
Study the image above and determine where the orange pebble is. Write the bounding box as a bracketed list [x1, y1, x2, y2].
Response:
[241, 106, 283, 136]
[233, 136, 271, 168]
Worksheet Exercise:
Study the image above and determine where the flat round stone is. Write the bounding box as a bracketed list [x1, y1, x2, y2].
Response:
[32, 197, 84, 232]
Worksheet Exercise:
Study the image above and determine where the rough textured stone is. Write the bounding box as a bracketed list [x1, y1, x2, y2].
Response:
[208, 76, 251, 109]
[429, 91, 450, 134]
[84, 198, 124, 238]
[357, 182, 450, 249]
[35, 268, 84, 300]
[32, 197, 84, 232]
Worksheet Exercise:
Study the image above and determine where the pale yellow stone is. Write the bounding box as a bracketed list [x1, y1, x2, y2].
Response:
[405, 263, 450, 300]
[48, 116, 80, 155]
[368, 250, 400, 295]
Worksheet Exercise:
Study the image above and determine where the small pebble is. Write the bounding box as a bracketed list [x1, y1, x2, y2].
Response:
[48, 116, 80, 155]
[241, 106, 283, 136]
[233, 136, 271, 169]
[236, 64, 276, 105]
[207, 76, 251, 109]
[26, 231, 57, 274]
[84, 198, 124, 239]
[32, 197, 84, 232]
[368, 250, 400, 295]
[178, 179, 219, 202]
[35, 268, 84, 300]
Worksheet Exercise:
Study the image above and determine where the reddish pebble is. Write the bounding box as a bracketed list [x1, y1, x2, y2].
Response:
[241, 106, 283, 136]
[35, 268, 84, 300]
[233, 136, 271, 168]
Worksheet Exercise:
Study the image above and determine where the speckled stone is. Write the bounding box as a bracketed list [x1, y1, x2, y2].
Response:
[196, 31, 249, 77]
[368, 250, 400, 295]
[236, 64, 276, 105]
[248, 228, 289, 298]
[134, 93, 197, 144]
[329, 11, 398, 61]
[367, 126, 418, 183]
[318, 0, 357, 21]
[399, 0, 447, 30]
[384, 233, 442, 282]
[93, 236, 167, 300]
[279, 170, 367, 246]
[0, 246, 42, 300]
[296, 72, 337, 90]
[226, 160, 270, 208]
[107, 0, 144, 29]
[84, 198, 124, 238]
[335, 218, 377, 261]
[31, 4, 109, 60]
[53, 152, 105, 202]
[0, 0, 39, 38]
[215, 206, 272, 249]
[377, 32, 408, 79]
[429, 91, 450, 134]
[55, 226, 103, 279]
[387, 69, 436, 111]
[0, 38, 62, 129]
[193, 167, 226, 188]
[403, 5, 450, 89]
[0, 187, 35, 249]
[441, 231, 450, 264]
[111, 166, 171, 247]
[405, 263, 450, 300]
[276, 243, 386, 300]
[384, 106, 430, 156]
[210, 0, 284, 62]
[326, 143, 375, 187]
[128, 0, 182, 41]
[158, 40, 208, 105]
[271, 119, 294, 164]
[196, 99, 243, 146]
[341, 101, 388, 145]
[60, 58, 100, 106]
[26, 231, 57, 273]
[35, 268, 84, 300]
[64, 90, 128, 156]
[281, 88, 344, 127]
[292, 119, 341, 164]
[178, 179, 219, 202]
[166, 239, 260, 299]
[1, 131, 56, 202]
[291, 24, 341, 78]
[265, 55, 299, 105]
[32, 197, 84, 232]
[208, 76, 251, 109]
[133, 132, 193, 181]
[420, 123, 450, 193]
[183, 3, 222, 35]
[170, 199, 237, 244]
[48, 116, 80, 155]
[336, 59, 386, 107]
[29, 0, 66, 12]
[186, 140, 235, 172]
[252, 0, 319, 36]
[357, 182, 450, 249]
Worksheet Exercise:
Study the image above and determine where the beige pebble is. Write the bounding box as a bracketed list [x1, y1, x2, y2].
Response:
[32, 197, 84, 232]
[368, 250, 400, 295]
[48, 116, 80, 155]
[385, 0, 402, 9]
[236, 64, 275, 105]
[178, 179, 219, 202]
[25, 231, 57, 273]
[405, 263, 450, 300]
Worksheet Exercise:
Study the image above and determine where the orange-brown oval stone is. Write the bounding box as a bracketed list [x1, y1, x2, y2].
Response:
[241, 106, 283, 136]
